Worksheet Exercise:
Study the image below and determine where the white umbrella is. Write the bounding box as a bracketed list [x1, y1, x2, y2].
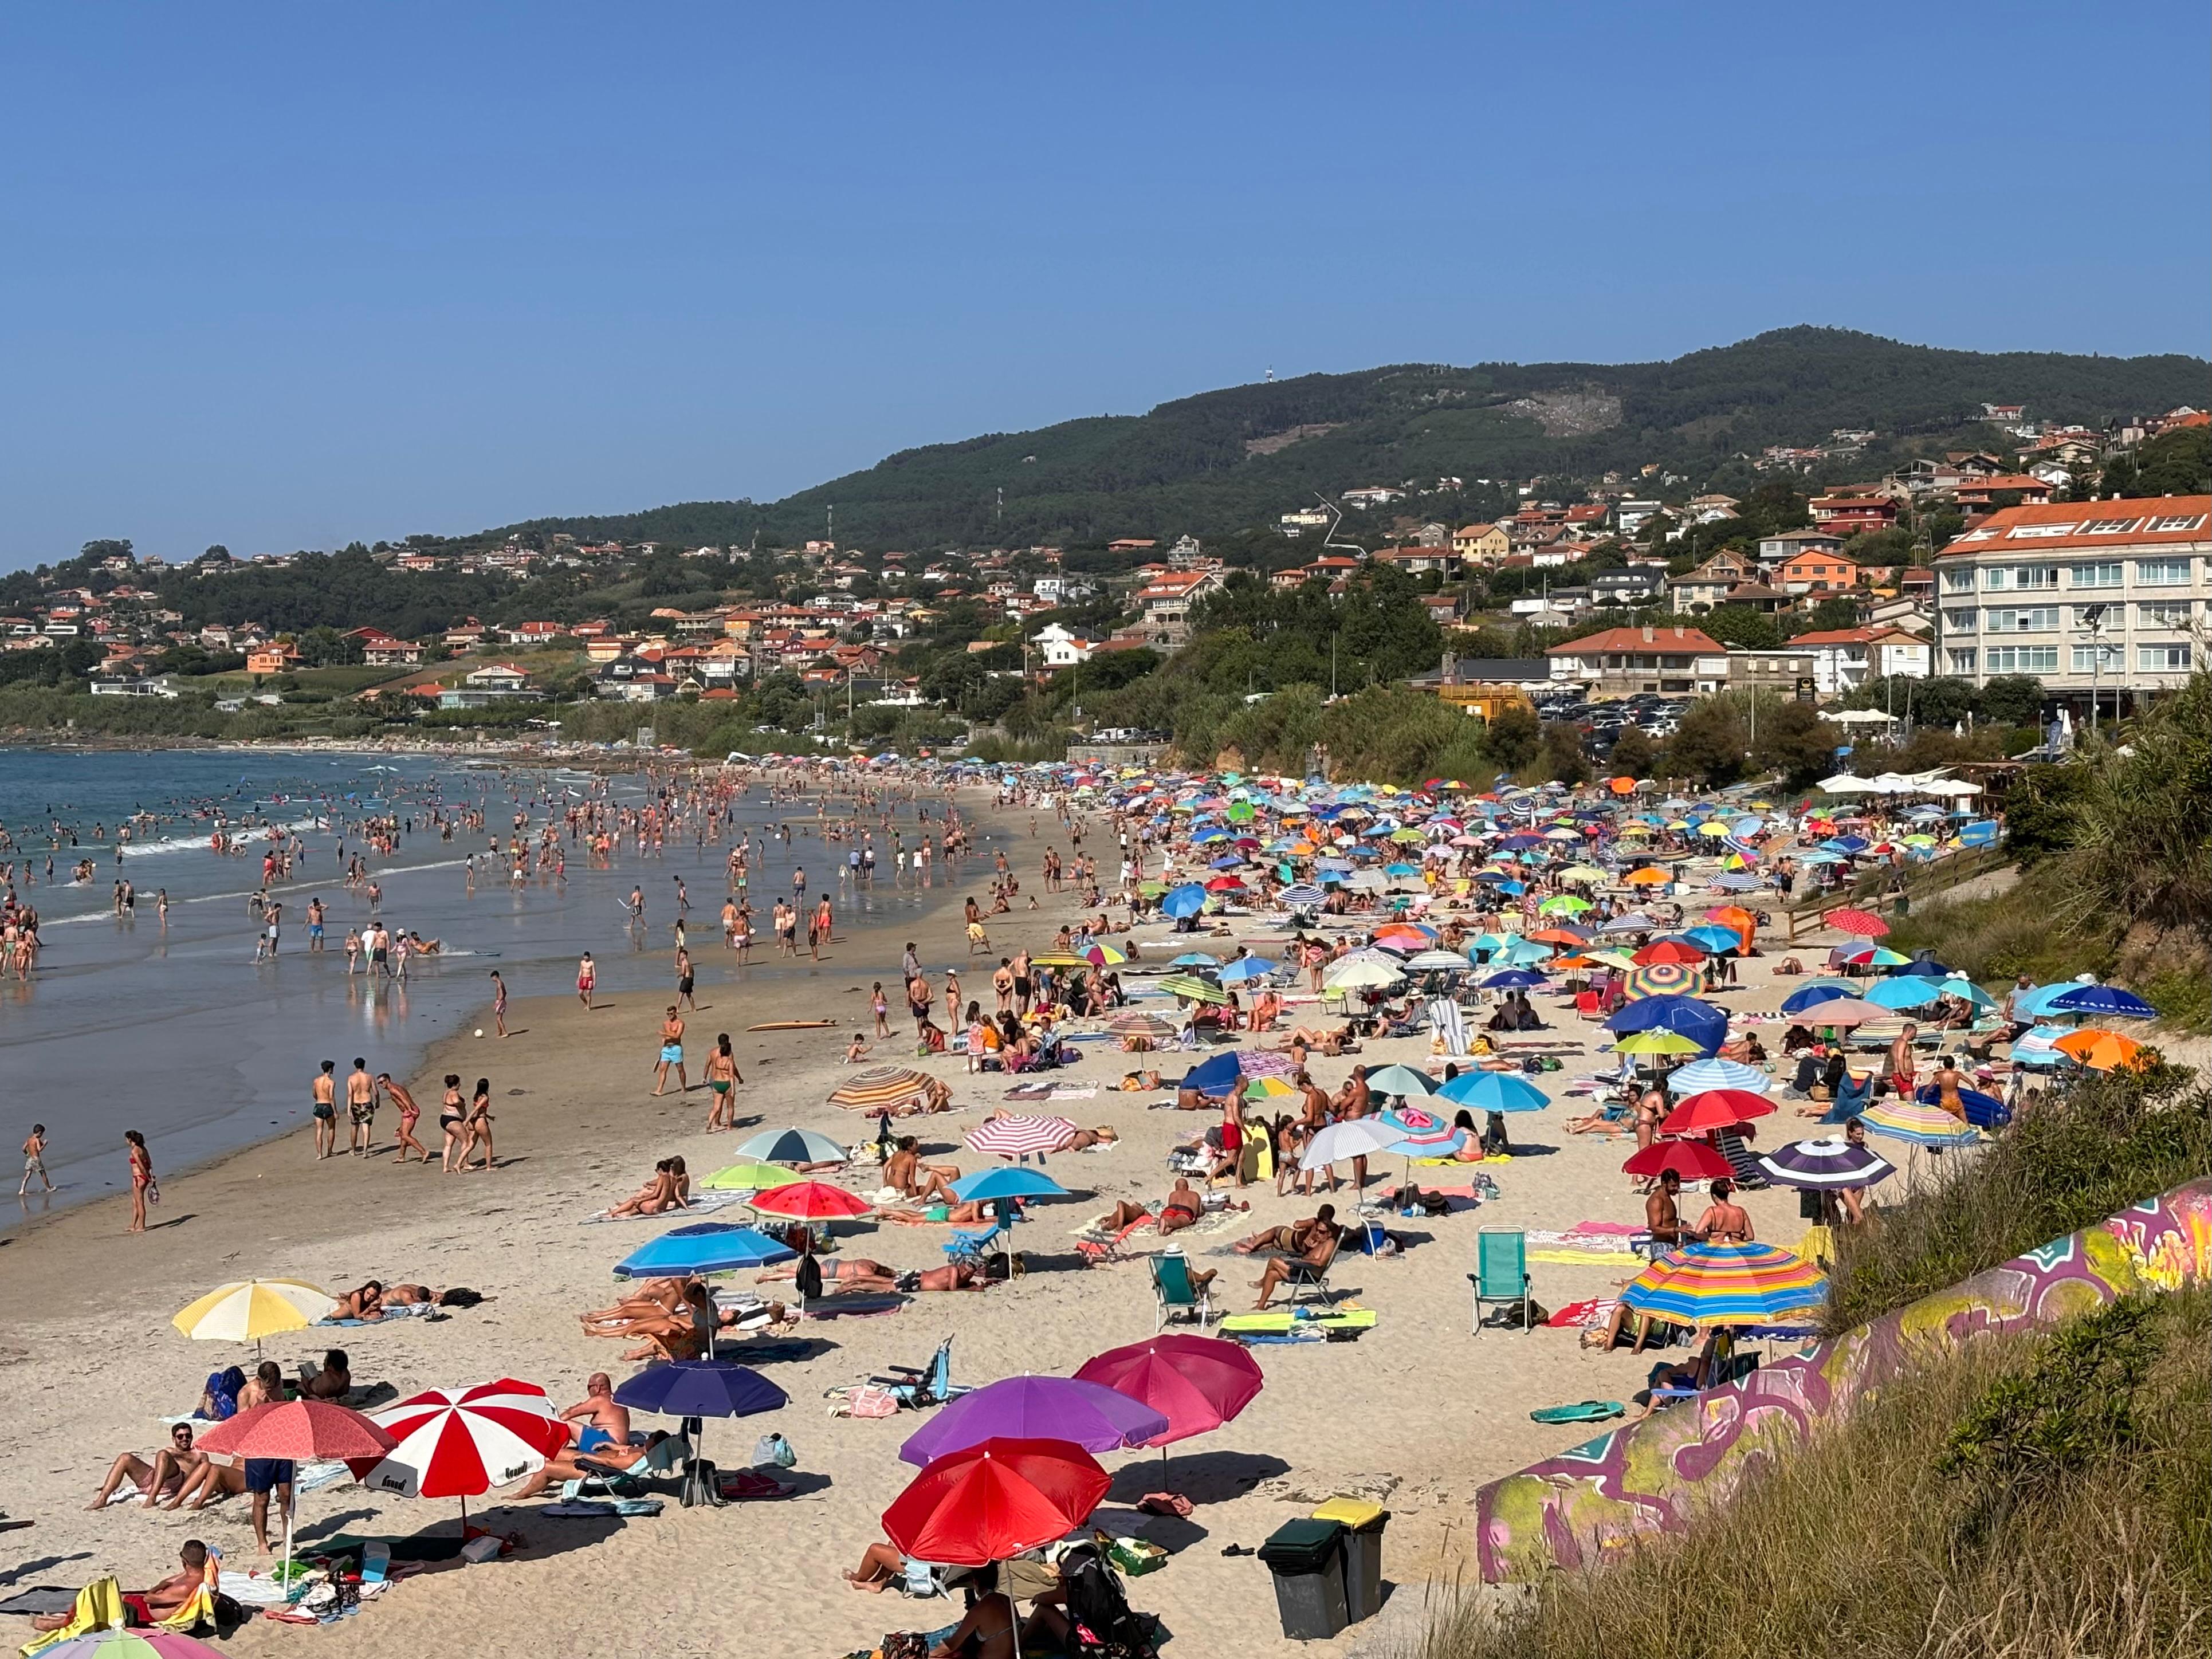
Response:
[1325, 958, 1404, 990]
[1299, 1118, 1400, 1170]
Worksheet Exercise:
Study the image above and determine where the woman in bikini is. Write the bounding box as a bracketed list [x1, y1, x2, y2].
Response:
[605, 1159, 688, 1218]
[461, 1077, 494, 1172]
[702, 1033, 741, 1133]
[125, 1130, 154, 1233]
[438, 1074, 467, 1172]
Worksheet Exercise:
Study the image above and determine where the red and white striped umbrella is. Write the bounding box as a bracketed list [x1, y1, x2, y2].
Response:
[347, 1379, 569, 1499]
[965, 1115, 1079, 1159]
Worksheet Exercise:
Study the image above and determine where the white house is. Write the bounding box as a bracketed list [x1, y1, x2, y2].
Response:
[1791, 626, 1933, 697]
[1031, 623, 1100, 667]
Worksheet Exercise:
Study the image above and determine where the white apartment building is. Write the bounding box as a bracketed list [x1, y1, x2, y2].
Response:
[1934, 497, 2206, 703]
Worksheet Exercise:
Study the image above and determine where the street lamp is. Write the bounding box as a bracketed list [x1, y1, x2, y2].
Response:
[2077, 603, 2111, 736]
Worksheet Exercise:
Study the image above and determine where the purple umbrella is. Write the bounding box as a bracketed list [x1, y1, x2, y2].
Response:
[898, 1375, 1170, 1467]
[1754, 1136, 1896, 1190]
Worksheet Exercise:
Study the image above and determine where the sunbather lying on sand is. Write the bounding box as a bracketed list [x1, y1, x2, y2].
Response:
[879, 1198, 994, 1224]
[1282, 1023, 1355, 1057]
[512, 1429, 676, 1500]
[756, 1256, 899, 1288]
[1233, 1204, 1336, 1257]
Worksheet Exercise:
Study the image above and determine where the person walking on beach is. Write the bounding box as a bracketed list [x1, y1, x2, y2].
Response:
[20, 1123, 53, 1196]
[312, 1061, 339, 1159]
[461, 1077, 494, 1172]
[654, 1007, 689, 1095]
[576, 951, 596, 1009]
[490, 969, 509, 1037]
[674, 945, 696, 1011]
[438, 1075, 467, 1171]
[345, 1058, 378, 1155]
[125, 1130, 155, 1233]
[380, 1073, 429, 1162]
[704, 1033, 741, 1132]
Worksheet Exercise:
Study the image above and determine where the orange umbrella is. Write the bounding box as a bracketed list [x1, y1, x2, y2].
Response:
[1624, 867, 1673, 886]
[1607, 776, 1637, 795]
[1707, 905, 1758, 952]
[2054, 1029, 2148, 1072]
[1527, 928, 1588, 948]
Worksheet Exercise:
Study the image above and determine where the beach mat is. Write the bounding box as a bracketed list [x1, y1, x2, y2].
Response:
[799, 1294, 910, 1319]
[583, 1192, 745, 1223]
[1217, 1303, 1377, 1335]
[0, 1588, 80, 1617]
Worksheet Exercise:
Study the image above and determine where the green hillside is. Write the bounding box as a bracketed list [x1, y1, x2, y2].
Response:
[499, 327, 2208, 552]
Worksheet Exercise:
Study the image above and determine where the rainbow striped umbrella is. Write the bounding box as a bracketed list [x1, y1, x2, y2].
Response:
[1624, 961, 1700, 998]
[1862, 1098, 1979, 1147]
[827, 1067, 937, 1110]
[1620, 1242, 1828, 1328]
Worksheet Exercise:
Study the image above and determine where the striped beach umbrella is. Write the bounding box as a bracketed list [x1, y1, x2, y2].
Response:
[1624, 961, 1700, 998]
[734, 1126, 849, 1165]
[2045, 984, 2156, 1020]
[827, 1068, 937, 1110]
[32, 1632, 229, 1659]
[1106, 1011, 1177, 1041]
[349, 1380, 569, 1503]
[1621, 1242, 1828, 1328]
[1361, 1064, 1436, 1099]
[1157, 973, 1229, 1004]
[964, 1115, 1080, 1158]
[173, 1279, 337, 1350]
[1861, 1098, 1979, 1147]
[1755, 1136, 1896, 1190]
[1665, 1057, 1770, 1095]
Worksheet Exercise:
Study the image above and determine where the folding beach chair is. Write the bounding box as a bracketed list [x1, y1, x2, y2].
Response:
[871, 1335, 972, 1409]
[564, 1432, 689, 1503]
[1470, 1228, 1533, 1334]
[1284, 1233, 1341, 1307]
[1150, 1249, 1215, 1332]
[943, 1221, 1010, 1261]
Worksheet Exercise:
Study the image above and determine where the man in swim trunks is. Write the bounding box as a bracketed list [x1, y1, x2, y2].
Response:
[653, 1007, 689, 1095]
[88, 1422, 207, 1510]
[311, 1060, 339, 1160]
[1155, 1175, 1205, 1236]
[560, 1372, 632, 1453]
[346, 1058, 377, 1154]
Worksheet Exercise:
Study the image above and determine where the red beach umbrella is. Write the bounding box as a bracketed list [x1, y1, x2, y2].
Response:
[1632, 939, 1706, 966]
[881, 1436, 1110, 1567]
[198, 1398, 396, 1582]
[1074, 1334, 1264, 1446]
[347, 1379, 569, 1502]
[1659, 1090, 1776, 1136]
[1621, 1139, 1734, 1182]
[1824, 907, 1888, 938]
[748, 1180, 873, 1221]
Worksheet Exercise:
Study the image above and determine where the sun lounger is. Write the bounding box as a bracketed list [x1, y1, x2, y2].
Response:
[1149, 1251, 1214, 1332]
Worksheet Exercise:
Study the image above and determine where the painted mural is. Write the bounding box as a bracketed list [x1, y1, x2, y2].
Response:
[1474, 1177, 2212, 1581]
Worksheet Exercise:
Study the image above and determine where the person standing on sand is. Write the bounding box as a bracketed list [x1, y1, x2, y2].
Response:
[21, 1123, 53, 1196]
[345, 1059, 378, 1155]
[461, 1078, 494, 1171]
[576, 951, 596, 1009]
[490, 969, 509, 1037]
[674, 945, 696, 1011]
[312, 1060, 339, 1159]
[382, 1073, 429, 1162]
[704, 1033, 742, 1132]
[125, 1130, 155, 1233]
[654, 1007, 689, 1095]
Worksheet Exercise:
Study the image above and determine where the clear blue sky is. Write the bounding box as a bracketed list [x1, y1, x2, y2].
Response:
[2, 2, 2206, 569]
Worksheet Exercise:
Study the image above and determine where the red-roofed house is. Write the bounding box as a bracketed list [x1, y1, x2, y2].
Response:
[1788, 626, 1931, 695]
[1776, 548, 1859, 595]
[1130, 569, 1224, 647]
[1808, 492, 1899, 536]
[1545, 625, 1728, 695]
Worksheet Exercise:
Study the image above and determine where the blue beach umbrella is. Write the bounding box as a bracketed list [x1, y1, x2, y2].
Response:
[615, 1224, 795, 1279]
[950, 1166, 1067, 1203]
[1862, 977, 1946, 1011]
[1481, 968, 1549, 990]
[1665, 1057, 1770, 1095]
[1176, 1051, 1243, 1097]
[1435, 1072, 1549, 1112]
[1162, 884, 1208, 919]
[1605, 993, 1728, 1054]
[2046, 984, 2157, 1020]
[1682, 926, 1742, 956]
[1781, 983, 1856, 1016]
[1217, 956, 1278, 984]
[735, 1126, 848, 1165]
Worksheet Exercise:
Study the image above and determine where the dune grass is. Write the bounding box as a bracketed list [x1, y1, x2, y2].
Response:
[1422, 1286, 2211, 1659]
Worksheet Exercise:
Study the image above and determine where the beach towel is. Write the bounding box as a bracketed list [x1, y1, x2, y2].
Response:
[583, 1192, 744, 1222]
[19, 1577, 126, 1655]
[798, 1294, 909, 1319]
[317, 1302, 441, 1327]
[1217, 1303, 1377, 1335]
[1545, 1297, 1619, 1330]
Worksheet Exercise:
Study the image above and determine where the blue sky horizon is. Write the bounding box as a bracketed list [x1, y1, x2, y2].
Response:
[2, 2, 2206, 571]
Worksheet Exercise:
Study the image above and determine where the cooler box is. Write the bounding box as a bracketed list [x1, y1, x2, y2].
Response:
[1311, 1497, 1390, 1623]
[1257, 1518, 1348, 1641]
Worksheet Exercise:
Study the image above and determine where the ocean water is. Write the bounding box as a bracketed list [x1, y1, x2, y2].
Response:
[0, 749, 997, 1212]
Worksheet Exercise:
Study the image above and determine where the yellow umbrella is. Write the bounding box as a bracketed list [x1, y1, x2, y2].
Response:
[174, 1279, 337, 1351]
[1616, 1030, 1703, 1056]
[1558, 865, 1607, 884]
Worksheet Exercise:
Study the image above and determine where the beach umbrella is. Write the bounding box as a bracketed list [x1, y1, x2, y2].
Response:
[614, 1359, 787, 1499]
[2054, 1028, 2148, 1072]
[736, 1126, 850, 1165]
[2010, 982, 2087, 1019]
[349, 1381, 570, 1526]
[1405, 949, 1473, 972]
[1362, 1064, 1436, 1098]
[950, 1166, 1067, 1203]
[1623, 961, 1700, 998]
[1169, 951, 1221, 968]
[1665, 1057, 1770, 1095]
[1860, 1099, 1979, 1147]
[1659, 1089, 1775, 1135]
[1835, 943, 1911, 969]
[1217, 956, 1278, 984]
[1436, 1071, 1549, 1112]
[700, 1161, 801, 1191]
[1299, 1118, 1401, 1170]
[1755, 1136, 1896, 1190]
[1791, 997, 1884, 1027]
[883, 1437, 1111, 1567]
[1161, 883, 1209, 919]
[964, 1115, 1080, 1159]
[1157, 973, 1229, 1005]
[172, 1279, 336, 1355]
[898, 1377, 1168, 1467]
[828, 1068, 938, 1112]
[1621, 1243, 1827, 1328]
[1780, 983, 1856, 1015]
[1682, 925, 1742, 957]
[615, 1223, 795, 1277]
[1537, 894, 1593, 915]
[1617, 1029, 1704, 1056]
[1606, 993, 1728, 1052]
[1278, 883, 1327, 909]
[1620, 1139, 1732, 1181]
[1861, 976, 1946, 1011]
[196, 1398, 397, 1584]
[1915, 1083, 2011, 1130]
[1082, 942, 1129, 966]
[1480, 967, 1549, 990]
[1631, 939, 1705, 967]
[1106, 1011, 1177, 1042]
[1175, 1051, 1243, 1097]
[1075, 1334, 1264, 1449]
[748, 1180, 874, 1222]
[1623, 867, 1673, 886]
[2046, 984, 2157, 1020]
[1824, 907, 1887, 937]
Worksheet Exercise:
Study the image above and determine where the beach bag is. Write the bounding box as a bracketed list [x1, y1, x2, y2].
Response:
[881, 1636, 929, 1659]
[794, 1254, 824, 1301]
[752, 1432, 797, 1469]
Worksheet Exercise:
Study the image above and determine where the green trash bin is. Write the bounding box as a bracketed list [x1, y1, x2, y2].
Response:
[1312, 1497, 1390, 1622]
[1258, 1518, 1349, 1641]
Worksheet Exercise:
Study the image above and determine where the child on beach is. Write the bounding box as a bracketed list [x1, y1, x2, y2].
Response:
[871, 982, 890, 1037]
[20, 1123, 53, 1196]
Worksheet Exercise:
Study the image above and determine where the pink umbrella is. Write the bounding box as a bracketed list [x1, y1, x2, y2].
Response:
[196, 1399, 395, 1582]
[964, 1115, 1079, 1159]
[1074, 1335, 1264, 1467]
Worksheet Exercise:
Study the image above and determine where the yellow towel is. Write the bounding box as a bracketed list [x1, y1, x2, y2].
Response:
[155, 1585, 218, 1634]
[21, 1576, 126, 1656]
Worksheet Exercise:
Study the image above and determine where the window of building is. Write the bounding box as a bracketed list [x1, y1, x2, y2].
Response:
[2005, 523, 2079, 538]
[1942, 567, 1977, 592]
[2075, 517, 2143, 536]
[2135, 558, 2193, 587]
[2138, 600, 2193, 627]
[2068, 562, 2123, 587]
[1985, 607, 2057, 633]
[2138, 643, 2193, 672]
[1940, 608, 1977, 632]
[2147, 513, 2207, 532]
[1946, 648, 1977, 674]
[2070, 644, 2124, 673]
[1985, 646, 2058, 673]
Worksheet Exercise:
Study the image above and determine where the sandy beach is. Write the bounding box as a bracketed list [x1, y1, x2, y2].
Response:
[4, 785, 1864, 1659]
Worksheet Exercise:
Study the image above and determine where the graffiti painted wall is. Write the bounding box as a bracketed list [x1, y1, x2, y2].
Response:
[1474, 1178, 2212, 1581]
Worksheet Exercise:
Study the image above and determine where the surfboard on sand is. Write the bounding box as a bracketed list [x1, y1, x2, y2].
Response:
[746, 1019, 839, 1032]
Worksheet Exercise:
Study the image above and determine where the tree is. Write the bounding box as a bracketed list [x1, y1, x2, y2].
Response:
[1667, 695, 1749, 785]
[1483, 703, 1541, 773]
[1793, 596, 1863, 636]
[2100, 425, 2212, 498]
[1751, 696, 1834, 787]
[1607, 724, 1655, 779]
[1539, 721, 1590, 785]
[1697, 604, 1783, 651]
[1975, 674, 2045, 729]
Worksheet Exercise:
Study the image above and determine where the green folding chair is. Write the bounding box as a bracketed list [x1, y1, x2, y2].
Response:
[1470, 1227, 1531, 1334]
[1150, 1249, 1215, 1332]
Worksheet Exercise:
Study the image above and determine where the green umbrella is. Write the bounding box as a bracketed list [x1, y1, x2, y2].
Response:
[701, 1162, 799, 1191]
[1157, 974, 1228, 1005]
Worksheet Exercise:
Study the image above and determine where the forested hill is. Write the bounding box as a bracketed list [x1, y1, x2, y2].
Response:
[498, 328, 2209, 552]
